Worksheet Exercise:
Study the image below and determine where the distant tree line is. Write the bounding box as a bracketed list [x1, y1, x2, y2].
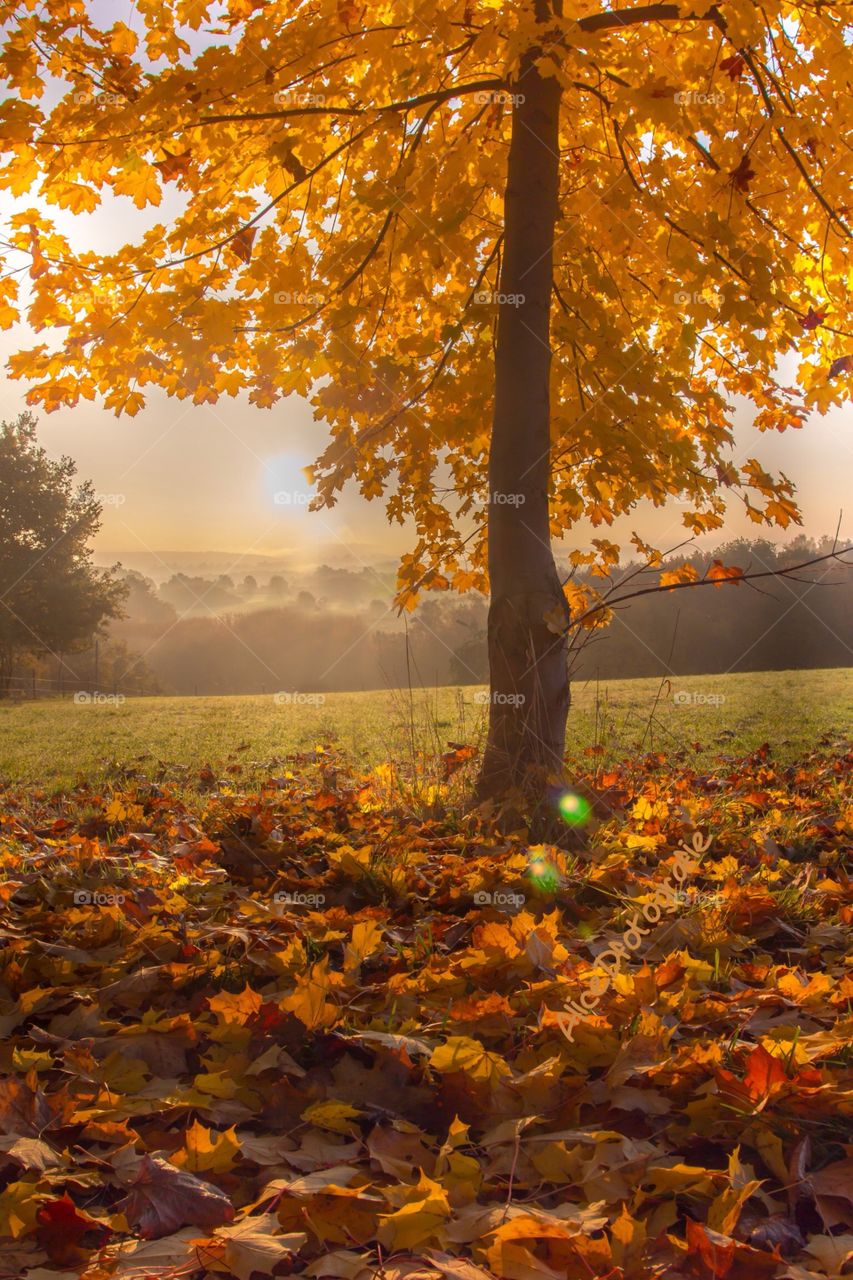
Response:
[566, 536, 852, 682]
[43, 535, 847, 696]
[0, 410, 848, 696]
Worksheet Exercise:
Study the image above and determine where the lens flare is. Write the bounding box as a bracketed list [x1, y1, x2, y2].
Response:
[557, 791, 592, 827]
[527, 853, 559, 893]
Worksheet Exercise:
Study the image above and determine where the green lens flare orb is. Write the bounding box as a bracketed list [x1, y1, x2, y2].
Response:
[557, 791, 592, 827]
[527, 855, 559, 893]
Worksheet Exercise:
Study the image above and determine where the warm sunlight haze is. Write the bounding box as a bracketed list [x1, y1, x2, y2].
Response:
[0, 2, 851, 1277]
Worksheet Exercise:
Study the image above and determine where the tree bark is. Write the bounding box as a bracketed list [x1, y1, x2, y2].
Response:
[475, 20, 570, 816]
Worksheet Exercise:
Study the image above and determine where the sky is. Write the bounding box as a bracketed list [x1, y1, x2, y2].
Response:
[1, 345, 848, 577]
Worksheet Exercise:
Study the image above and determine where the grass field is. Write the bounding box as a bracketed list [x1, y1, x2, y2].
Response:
[1, 667, 850, 788]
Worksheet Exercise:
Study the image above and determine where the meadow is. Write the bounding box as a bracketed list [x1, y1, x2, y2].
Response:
[0, 667, 849, 788]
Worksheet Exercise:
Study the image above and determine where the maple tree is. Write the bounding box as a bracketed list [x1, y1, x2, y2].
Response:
[1, 0, 851, 808]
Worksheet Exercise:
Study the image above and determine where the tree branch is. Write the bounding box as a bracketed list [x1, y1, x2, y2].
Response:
[571, 545, 853, 628]
[574, 2, 726, 33]
[196, 78, 506, 126]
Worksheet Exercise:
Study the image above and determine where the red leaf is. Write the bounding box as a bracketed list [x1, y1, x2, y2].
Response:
[828, 353, 852, 379]
[685, 1219, 735, 1279]
[338, 0, 361, 26]
[729, 154, 755, 192]
[37, 1194, 110, 1265]
[121, 1153, 235, 1239]
[719, 54, 746, 81]
[154, 149, 192, 182]
[232, 227, 257, 264]
[743, 1043, 788, 1101]
[707, 560, 744, 584]
[441, 743, 477, 780]
[801, 306, 825, 331]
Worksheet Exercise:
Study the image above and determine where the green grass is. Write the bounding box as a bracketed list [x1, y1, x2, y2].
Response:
[1, 668, 849, 790]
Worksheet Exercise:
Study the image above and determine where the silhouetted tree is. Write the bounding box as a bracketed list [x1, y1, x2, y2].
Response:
[0, 414, 125, 693]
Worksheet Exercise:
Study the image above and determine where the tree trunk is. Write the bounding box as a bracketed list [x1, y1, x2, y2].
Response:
[0, 648, 13, 699]
[475, 21, 570, 816]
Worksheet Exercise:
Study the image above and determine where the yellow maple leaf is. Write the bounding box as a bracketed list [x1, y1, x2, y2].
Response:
[192, 1069, 239, 1099]
[109, 23, 138, 54]
[280, 957, 339, 1030]
[430, 1036, 510, 1085]
[378, 1172, 451, 1250]
[610, 1203, 647, 1269]
[172, 1120, 240, 1173]
[0, 1180, 44, 1239]
[207, 984, 263, 1026]
[302, 1100, 362, 1135]
[343, 919, 384, 972]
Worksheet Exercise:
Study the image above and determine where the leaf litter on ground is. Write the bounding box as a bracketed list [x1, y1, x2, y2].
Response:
[0, 738, 850, 1279]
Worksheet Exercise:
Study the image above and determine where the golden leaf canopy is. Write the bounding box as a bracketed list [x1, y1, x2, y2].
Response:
[1, 0, 850, 593]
